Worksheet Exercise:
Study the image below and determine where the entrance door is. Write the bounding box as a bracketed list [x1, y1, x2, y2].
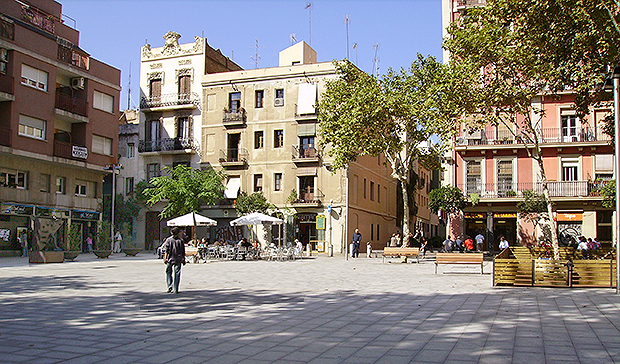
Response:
[227, 133, 241, 162]
[561, 115, 578, 142]
[493, 218, 516, 250]
[145, 211, 160, 250]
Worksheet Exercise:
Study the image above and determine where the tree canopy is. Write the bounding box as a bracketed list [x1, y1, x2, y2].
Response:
[318, 57, 464, 242]
[429, 186, 468, 215]
[235, 191, 276, 215]
[143, 165, 225, 219]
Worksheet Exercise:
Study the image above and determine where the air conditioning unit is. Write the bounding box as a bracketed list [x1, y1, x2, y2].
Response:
[70, 77, 85, 89]
[274, 98, 284, 107]
[456, 136, 467, 145]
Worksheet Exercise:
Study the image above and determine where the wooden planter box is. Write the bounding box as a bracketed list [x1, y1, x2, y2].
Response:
[29, 251, 64, 264]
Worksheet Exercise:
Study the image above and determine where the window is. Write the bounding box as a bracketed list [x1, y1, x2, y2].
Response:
[364, 178, 367, 199]
[254, 174, 263, 192]
[147, 119, 160, 141]
[56, 177, 66, 194]
[371, 224, 374, 241]
[562, 158, 579, 181]
[40, 173, 50, 193]
[300, 136, 315, 157]
[21, 64, 48, 91]
[561, 114, 579, 142]
[149, 78, 162, 99]
[370, 181, 375, 201]
[0, 170, 27, 189]
[125, 177, 134, 194]
[377, 184, 381, 203]
[147, 163, 161, 181]
[93, 91, 114, 113]
[254, 131, 264, 149]
[0, 48, 8, 74]
[255, 90, 264, 108]
[127, 143, 135, 158]
[92, 135, 113, 155]
[18, 115, 46, 140]
[229, 92, 241, 113]
[275, 88, 284, 106]
[274, 130, 284, 148]
[75, 180, 87, 196]
[466, 160, 482, 195]
[178, 75, 191, 96]
[274, 173, 282, 191]
[177, 116, 190, 139]
[497, 160, 513, 194]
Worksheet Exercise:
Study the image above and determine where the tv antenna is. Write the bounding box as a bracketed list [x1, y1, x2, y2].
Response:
[290, 33, 298, 45]
[344, 15, 350, 60]
[352, 43, 358, 65]
[305, 3, 312, 45]
[372, 43, 380, 76]
[127, 61, 131, 110]
[251, 39, 261, 69]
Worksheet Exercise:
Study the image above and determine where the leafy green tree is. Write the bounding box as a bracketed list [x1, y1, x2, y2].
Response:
[235, 191, 276, 215]
[516, 190, 550, 244]
[429, 186, 468, 235]
[143, 165, 225, 219]
[318, 57, 464, 245]
[602, 180, 616, 209]
[443, 0, 620, 259]
[102, 193, 141, 232]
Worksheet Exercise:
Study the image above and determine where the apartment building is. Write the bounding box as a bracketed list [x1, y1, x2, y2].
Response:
[135, 32, 242, 249]
[0, 0, 121, 255]
[442, 0, 615, 250]
[201, 41, 398, 254]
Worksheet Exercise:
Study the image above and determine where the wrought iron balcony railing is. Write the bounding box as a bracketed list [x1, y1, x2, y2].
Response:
[456, 127, 611, 146]
[55, 91, 88, 117]
[219, 148, 249, 164]
[458, 180, 610, 199]
[292, 145, 320, 160]
[138, 137, 198, 153]
[140, 92, 200, 109]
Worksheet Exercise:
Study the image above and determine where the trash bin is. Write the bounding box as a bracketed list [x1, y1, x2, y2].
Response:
[328, 244, 333, 257]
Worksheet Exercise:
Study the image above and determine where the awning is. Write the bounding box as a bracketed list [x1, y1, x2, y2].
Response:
[224, 177, 241, 199]
[297, 83, 317, 115]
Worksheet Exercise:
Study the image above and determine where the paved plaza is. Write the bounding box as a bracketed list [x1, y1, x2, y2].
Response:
[0, 253, 618, 364]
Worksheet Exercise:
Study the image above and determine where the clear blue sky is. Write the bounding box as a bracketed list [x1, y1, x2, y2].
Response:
[59, 0, 443, 110]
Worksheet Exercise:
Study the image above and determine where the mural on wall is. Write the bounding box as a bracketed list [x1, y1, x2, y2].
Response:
[33, 218, 64, 250]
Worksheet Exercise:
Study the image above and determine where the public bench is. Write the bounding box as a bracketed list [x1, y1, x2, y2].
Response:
[435, 252, 484, 274]
[383, 247, 420, 263]
[185, 246, 199, 263]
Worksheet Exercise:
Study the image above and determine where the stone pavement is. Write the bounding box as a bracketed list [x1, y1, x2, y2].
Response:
[0, 253, 618, 364]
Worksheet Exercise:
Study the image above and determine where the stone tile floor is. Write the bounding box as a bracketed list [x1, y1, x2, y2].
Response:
[0, 254, 618, 363]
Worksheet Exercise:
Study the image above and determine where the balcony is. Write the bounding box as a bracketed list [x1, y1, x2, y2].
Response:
[459, 180, 610, 199]
[0, 73, 14, 101]
[222, 110, 247, 127]
[57, 43, 89, 71]
[456, 127, 611, 148]
[292, 145, 320, 163]
[292, 187, 324, 207]
[140, 92, 200, 110]
[55, 91, 88, 118]
[219, 148, 248, 167]
[53, 140, 88, 161]
[138, 137, 198, 154]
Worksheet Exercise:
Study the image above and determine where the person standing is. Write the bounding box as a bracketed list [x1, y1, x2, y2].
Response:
[499, 236, 509, 250]
[351, 228, 362, 258]
[163, 227, 186, 294]
[114, 231, 123, 253]
[18, 230, 28, 257]
[475, 232, 485, 252]
[86, 234, 93, 253]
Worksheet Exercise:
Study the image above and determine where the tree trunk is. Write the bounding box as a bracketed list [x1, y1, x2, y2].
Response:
[400, 179, 410, 247]
[535, 155, 560, 260]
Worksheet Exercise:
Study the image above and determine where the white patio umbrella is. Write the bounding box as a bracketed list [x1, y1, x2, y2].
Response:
[229, 212, 283, 226]
[166, 212, 217, 227]
[229, 212, 284, 246]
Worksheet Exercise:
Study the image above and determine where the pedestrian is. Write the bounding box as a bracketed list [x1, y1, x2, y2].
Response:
[419, 236, 428, 258]
[443, 235, 454, 252]
[114, 231, 123, 253]
[366, 242, 372, 258]
[475, 232, 485, 252]
[464, 237, 474, 251]
[163, 227, 186, 294]
[86, 234, 93, 253]
[18, 229, 28, 257]
[351, 228, 362, 258]
[499, 236, 509, 250]
[455, 236, 464, 252]
[577, 236, 589, 259]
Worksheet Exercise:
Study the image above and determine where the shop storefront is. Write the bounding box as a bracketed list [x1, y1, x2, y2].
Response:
[70, 210, 100, 252]
[464, 212, 487, 247]
[557, 212, 583, 246]
[493, 213, 517, 250]
[0, 203, 34, 254]
[295, 213, 327, 252]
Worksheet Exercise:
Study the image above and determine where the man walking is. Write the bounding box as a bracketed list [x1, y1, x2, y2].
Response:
[351, 228, 362, 258]
[475, 232, 485, 252]
[163, 227, 186, 294]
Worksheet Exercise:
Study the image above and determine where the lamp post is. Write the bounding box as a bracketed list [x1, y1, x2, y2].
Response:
[104, 164, 122, 251]
[613, 68, 620, 295]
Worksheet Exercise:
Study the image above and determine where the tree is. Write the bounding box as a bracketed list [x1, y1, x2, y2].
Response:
[102, 193, 141, 232]
[318, 57, 464, 245]
[443, 0, 620, 259]
[429, 186, 468, 236]
[235, 191, 276, 215]
[143, 165, 225, 219]
[516, 190, 550, 245]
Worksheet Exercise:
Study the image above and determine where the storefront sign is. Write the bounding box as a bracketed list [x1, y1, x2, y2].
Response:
[297, 213, 316, 222]
[1, 203, 34, 216]
[316, 215, 326, 230]
[35, 207, 70, 219]
[71, 210, 99, 221]
[556, 212, 583, 222]
[494, 213, 517, 218]
[464, 213, 486, 219]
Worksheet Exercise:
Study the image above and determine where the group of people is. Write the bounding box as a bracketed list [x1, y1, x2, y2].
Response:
[442, 233, 493, 252]
[575, 236, 601, 259]
[350, 228, 429, 258]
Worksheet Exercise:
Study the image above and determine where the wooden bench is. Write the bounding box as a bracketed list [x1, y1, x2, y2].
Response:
[435, 253, 484, 274]
[383, 247, 420, 263]
[185, 246, 199, 263]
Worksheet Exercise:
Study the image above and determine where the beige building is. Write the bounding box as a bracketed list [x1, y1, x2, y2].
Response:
[201, 42, 399, 254]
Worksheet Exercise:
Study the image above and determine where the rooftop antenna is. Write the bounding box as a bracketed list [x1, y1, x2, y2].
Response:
[344, 15, 350, 60]
[251, 39, 261, 69]
[290, 33, 297, 45]
[305, 3, 312, 45]
[127, 62, 131, 110]
[372, 43, 380, 76]
[352, 43, 358, 65]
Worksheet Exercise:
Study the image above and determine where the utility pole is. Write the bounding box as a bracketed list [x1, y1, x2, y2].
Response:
[344, 15, 350, 60]
[251, 39, 261, 69]
[305, 3, 312, 45]
[372, 43, 380, 76]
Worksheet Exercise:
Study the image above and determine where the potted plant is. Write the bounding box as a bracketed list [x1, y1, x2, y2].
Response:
[64, 224, 82, 261]
[93, 221, 112, 258]
[120, 222, 140, 256]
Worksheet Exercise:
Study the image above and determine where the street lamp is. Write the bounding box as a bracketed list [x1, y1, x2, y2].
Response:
[613, 67, 620, 295]
[104, 164, 122, 251]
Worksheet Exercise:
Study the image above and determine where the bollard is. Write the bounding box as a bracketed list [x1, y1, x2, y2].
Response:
[328, 244, 333, 257]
